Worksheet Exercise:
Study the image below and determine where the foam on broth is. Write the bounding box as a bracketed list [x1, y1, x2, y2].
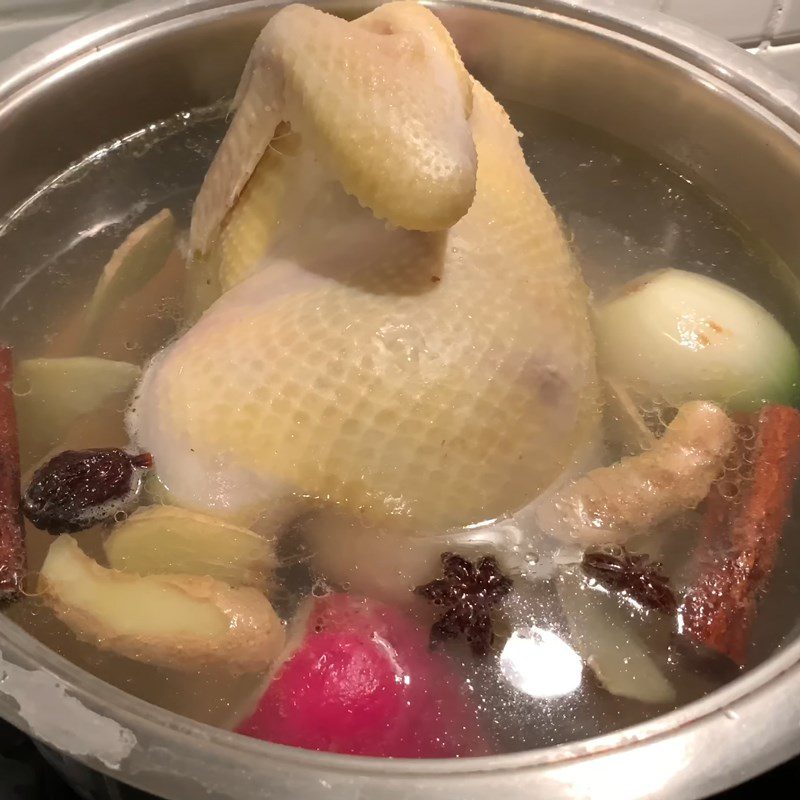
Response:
[1, 98, 798, 752]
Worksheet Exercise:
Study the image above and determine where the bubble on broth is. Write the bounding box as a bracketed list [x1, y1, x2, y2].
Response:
[1, 99, 799, 752]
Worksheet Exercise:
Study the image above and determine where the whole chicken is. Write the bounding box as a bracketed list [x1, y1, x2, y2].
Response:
[130, 1, 599, 533]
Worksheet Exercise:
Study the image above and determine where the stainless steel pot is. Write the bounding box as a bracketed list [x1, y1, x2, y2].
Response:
[1, 2, 800, 798]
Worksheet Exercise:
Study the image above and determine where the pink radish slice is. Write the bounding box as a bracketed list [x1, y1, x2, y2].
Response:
[235, 593, 491, 758]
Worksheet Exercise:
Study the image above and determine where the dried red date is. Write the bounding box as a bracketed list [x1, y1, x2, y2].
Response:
[415, 552, 513, 657]
[22, 448, 152, 534]
[582, 547, 677, 614]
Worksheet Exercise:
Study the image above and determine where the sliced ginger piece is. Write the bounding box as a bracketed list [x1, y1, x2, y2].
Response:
[105, 505, 276, 589]
[83, 209, 176, 343]
[48, 212, 183, 360]
[39, 536, 284, 673]
[91, 244, 187, 363]
[558, 569, 675, 704]
[15, 357, 139, 471]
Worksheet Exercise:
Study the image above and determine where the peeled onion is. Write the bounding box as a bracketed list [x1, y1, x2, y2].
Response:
[594, 269, 800, 411]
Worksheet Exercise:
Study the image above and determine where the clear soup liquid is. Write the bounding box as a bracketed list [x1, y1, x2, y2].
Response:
[1, 98, 799, 754]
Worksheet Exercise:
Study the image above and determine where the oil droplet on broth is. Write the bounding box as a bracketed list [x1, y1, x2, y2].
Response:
[11, 376, 32, 398]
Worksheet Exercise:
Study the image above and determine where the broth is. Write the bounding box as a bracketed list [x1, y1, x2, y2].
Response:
[1, 96, 798, 754]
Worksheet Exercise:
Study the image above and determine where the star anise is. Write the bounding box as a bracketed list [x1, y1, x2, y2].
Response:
[415, 552, 513, 657]
[581, 546, 677, 614]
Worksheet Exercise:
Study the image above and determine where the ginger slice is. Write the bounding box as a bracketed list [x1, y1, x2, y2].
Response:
[14, 357, 139, 471]
[539, 401, 735, 545]
[39, 536, 284, 673]
[558, 569, 675, 704]
[48, 212, 183, 361]
[105, 505, 276, 589]
[83, 209, 176, 342]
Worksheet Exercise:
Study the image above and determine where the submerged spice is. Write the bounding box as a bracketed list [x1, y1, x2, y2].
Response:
[415, 552, 513, 657]
[581, 546, 677, 614]
[23, 448, 152, 534]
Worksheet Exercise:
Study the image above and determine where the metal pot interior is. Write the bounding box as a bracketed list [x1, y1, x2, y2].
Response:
[1, 2, 800, 799]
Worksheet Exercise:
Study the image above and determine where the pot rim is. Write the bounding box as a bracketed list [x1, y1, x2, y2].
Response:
[1, 2, 800, 798]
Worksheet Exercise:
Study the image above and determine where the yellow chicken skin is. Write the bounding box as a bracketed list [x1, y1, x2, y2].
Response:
[130, 2, 599, 533]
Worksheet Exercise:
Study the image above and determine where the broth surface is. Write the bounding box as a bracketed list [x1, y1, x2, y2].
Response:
[1, 98, 798, 752]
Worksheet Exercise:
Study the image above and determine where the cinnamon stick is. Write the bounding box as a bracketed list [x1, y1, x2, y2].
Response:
[0, 345, 26, 601]
[680, 405, 800, 665]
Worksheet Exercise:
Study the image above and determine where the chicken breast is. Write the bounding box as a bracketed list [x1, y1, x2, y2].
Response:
[129, 2, 598, 532]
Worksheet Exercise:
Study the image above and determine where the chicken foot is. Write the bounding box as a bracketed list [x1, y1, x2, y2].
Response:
[536, 401, 735, 545]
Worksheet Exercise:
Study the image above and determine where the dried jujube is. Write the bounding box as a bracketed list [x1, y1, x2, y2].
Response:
[23, 448, 152, 534]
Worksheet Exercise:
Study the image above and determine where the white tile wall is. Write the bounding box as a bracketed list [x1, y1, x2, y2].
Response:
[1, 0, 93, 13]
[0, 0, 799, 83]
[773, 0, 800, 42]
[0, 0, 111, 23]
[0, 14, 82, 60]
[0, 0, 112, 61]
[662, 0, 776, 43]
[757, 40, 800, 81]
